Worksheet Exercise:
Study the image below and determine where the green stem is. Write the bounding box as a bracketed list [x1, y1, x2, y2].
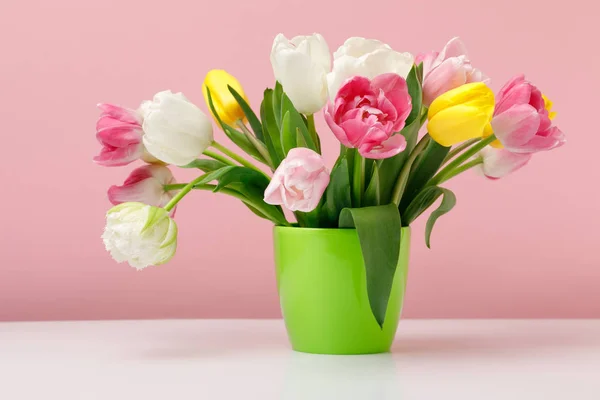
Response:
[429, 135, 496, 187]
[436, 157, 483, 185]
[352, 151, 365, 207]
[203, 150, 236, 166]
[163, 174, 209, 212]
[442, 138, 481, 166]
[306, 114, 320, 152]
[391, 135, 431, 206]
[163, 183, 291, 226]
[212, 141, 266, 176]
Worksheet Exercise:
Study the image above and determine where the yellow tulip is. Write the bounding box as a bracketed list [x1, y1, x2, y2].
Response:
[203, 69, 248, 126]
[427, 82, 495, 147]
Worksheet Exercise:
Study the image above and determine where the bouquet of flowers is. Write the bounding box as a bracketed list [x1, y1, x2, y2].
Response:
[96, 34, 565, 329]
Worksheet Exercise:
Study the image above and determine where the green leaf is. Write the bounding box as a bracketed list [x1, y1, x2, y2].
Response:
[363, 163, 380, 207]
[260, 89, 283, 168]
[339, 204, 402, 328]
[221, 123, 266, 163]
[227, 85, 264, 142]
[280, 111, 298, 155]
[378, 120, 421, 204]
[181, 159, 227, 172]
[425, 187, 456, 248]
[399, 139, 450, 214]
[319, 156, 351, 227]
[403, 185, 443, 226]
[205, 87, 265, 163]
[415, 62, 424, 84]
[405, 64, 423, 127]
[273, 81, 284, 128]
[194, 166, 287, 226]
[281, 93, 317, 152]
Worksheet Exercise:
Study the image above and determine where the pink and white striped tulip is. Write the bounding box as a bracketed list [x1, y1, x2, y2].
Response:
[263, 148, 330, 212]
[94, 104, 145, 166]
[108, 165, 177, 210]
[491, 75, 565, 154]
[478, 147, 532, 180]
[324, 73, 411, 159]
[417, 37, 487, 106]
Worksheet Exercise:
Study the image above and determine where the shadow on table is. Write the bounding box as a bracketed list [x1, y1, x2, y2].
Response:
[138, 321, 287, 360]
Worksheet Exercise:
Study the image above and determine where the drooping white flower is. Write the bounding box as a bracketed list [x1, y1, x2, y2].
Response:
[102, 202, 178, 270]
[141, 90, 213, 166]
[270, 33, 331, 114]
[327, 37, 414, 100]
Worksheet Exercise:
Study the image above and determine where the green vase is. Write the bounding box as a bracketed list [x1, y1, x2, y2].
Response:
[274, 226, 411, 355]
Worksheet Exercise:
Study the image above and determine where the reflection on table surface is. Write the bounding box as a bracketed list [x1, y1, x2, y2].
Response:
[0, 319, 599, 399]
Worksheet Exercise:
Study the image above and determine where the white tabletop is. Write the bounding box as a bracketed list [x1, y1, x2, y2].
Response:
[1, 319, 599, 399]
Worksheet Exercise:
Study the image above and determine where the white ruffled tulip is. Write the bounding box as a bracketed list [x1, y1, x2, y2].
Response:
[327, 37, 414, 100]
[102, 202, 178, 270]
[141, 90, 213, 166]
[270, 33, 331, 114]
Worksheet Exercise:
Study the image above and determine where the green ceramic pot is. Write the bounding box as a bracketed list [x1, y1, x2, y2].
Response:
[274, 226, 411, 355]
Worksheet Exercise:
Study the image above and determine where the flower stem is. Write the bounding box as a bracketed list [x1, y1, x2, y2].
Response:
[429, 135, 496, 187]
[163, 174, 209, 212]
[203, 150, 236, 166]
[442, 138, 481, 166]
[352, 151, 365, 207]
[163, 183, 291, 226]
[211, 141, 267, 176]
[306, 114, 320, 153]
[391, 135, 431, 207]
[435, 157, 483, 185]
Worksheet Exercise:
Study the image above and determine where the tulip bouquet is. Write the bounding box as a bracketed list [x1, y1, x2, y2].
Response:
[96, 34, 565, 334]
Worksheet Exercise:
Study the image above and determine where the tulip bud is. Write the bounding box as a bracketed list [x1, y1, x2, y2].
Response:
[427, 82, 495, 146]
[107, 165, 177, 210]
[271, 33, 332, 114]
[203, 69, 248, 126]
[478, 147, 532, 179]
[263, 148, 330, 212]
[102, 202, 178, 270]
[141, 90, 214, 166]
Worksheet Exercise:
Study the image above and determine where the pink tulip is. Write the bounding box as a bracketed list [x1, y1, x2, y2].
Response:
[492, 75, 565, 153]
[478, 147, 532, 180]
[416, 37, 487, 106]
[94, 103, 144, 166]
[324, 73, 411, 159]
[263, 148, 330, 212]
[108, 165, 177, 210]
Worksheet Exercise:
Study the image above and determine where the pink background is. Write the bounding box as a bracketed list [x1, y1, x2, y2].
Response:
[1, 0, 599, 321]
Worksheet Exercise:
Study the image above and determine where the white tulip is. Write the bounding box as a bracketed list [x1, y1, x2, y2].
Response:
[102, 202, 178, 270]
[327, 37, 414, 100]
[141, 90, 213, 166]
[270, 33, 331, 114]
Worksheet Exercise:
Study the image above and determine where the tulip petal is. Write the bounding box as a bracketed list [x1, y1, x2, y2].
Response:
[93, 143, 144, 166]
[422, 57, 468, 105]
[97, 104, 141, 124]
[324, 103, 353, 148]
[479, 147, 532, 179]
[359, 131, 407, 159]
[428, 82, 495, 120]
[492, 104, 541, 150]
[428, 105, 492, 146]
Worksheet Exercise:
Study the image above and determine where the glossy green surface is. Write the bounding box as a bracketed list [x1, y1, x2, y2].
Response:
[274, 227, 411, 355]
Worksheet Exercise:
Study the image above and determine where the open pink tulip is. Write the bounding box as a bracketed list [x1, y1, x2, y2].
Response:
[108, 165, 177, 211]
[263, 148, 330, 212]
[417, 37, 487, 106]
[478, 147, 532, 180]
[324, 73, 411, 159]
[94, 104, 145, 166]
[492, 75, 565, 153]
